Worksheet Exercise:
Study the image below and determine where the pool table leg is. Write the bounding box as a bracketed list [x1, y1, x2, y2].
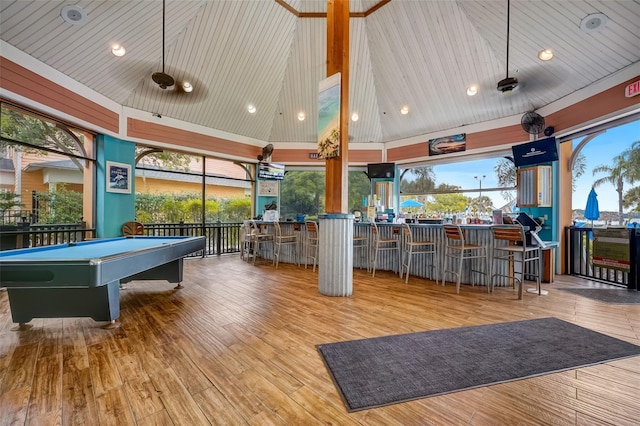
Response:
[102, 320, 122, 329]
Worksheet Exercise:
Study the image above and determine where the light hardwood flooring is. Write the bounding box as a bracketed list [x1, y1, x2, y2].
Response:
[1, 255, 639, 425]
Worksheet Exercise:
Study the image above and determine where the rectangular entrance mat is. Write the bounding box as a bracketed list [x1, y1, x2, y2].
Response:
[316, 317, 640, 412]
[557, 287, 640, 304]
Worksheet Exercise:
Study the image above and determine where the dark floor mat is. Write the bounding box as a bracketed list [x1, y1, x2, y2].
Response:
[558, 288, 640, 304]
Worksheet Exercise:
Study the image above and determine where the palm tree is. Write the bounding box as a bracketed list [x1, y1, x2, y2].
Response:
[592, 145, 637, 224]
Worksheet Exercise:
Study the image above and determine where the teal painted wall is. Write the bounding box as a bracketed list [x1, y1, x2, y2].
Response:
[96, 135, 136, 237]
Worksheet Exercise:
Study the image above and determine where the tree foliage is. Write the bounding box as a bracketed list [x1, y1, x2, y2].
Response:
[493, 158, 516, 201]
[135, 148, 196, 172]
[593, 141, 639, 223]
[33, 185, 83, 223]
[280, 171, 325, 218]
[0, 191, 22, 213]
[135, 192, 250, 223]
[348, 171, 371, 212]
[1, 107, 85, 170]
[426, 193, 468, 214]
[400, 166, 436, 194]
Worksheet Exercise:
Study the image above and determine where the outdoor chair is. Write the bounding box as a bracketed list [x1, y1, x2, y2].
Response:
[273, 221, 299, 269]
[441, 224, 489, 293]
[400, 222, 438, 284]
[490, 224, 542, 299]
[370, 221, 400, 278]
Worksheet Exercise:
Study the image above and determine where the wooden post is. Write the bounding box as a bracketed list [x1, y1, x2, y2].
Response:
[318, 0, 353, 296]
[325, 0, 349, 213]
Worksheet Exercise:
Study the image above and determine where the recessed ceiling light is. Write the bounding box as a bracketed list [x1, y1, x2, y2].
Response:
[60, 5, 88, 26]
[111, 44, 126, 57]
[400, 106, 409, 115]
[297, 112, 306, 121]
[466, 85, 478, 96]
[351, 112, 359, 122]
[248, 105, 256, 114]
[182, 82, 193, 93]
[580, 13, 608, 33]
[538, 49, 553, 61]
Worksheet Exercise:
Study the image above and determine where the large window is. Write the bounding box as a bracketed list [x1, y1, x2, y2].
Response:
[400, 157, 517, 218]
[0, 103, 94, 225]
[279, 170, 370, 219]
[570, 119, 640, 225]
[134, 148, 252, 223]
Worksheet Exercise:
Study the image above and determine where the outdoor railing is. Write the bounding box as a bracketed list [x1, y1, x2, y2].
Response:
[141, 221, 242, 256]
[0, 220, 242, 257]
[565, 225, 639, 289]
[0, 222, 95, 251]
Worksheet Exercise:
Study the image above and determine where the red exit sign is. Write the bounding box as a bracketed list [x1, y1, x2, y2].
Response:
[625, 80, 640, 97]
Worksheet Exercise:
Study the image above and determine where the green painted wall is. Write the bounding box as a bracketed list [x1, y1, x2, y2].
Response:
[96, 135, 136, 237]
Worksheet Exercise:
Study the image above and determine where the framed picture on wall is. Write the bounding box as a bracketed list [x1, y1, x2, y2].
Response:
[106, 161, 132, 194]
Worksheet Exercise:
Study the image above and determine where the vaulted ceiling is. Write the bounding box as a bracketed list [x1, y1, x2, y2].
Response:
[1, 0, 639, 146]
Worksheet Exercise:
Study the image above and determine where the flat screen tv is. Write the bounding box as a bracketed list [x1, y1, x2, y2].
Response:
[367, 162, 395, 179]
[258, 162, 285, 180]
[512, 137, 558, 167]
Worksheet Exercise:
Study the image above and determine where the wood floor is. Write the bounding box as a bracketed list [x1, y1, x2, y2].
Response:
[1, 255, 639, 425]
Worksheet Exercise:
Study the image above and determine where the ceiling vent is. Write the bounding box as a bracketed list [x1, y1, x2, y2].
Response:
[60, 5, 88, 26]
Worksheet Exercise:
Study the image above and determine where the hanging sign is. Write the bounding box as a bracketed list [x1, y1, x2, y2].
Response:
[317, 72, 341, 159]
[625, 79, 639, 97]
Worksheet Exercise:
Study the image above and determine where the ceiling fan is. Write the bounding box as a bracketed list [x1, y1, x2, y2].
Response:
[497, 0, 519, 93]
[152, 0, 175, 90]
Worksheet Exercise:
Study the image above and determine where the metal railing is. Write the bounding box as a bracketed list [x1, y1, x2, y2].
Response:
[0, 222, 95, 251]
[0, 220, 242, 256]
[141, 221, 242, 256]
[565, 225, 638, 289]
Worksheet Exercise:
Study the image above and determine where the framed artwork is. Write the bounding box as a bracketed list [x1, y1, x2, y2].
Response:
[429, 133, 466, 156]
[106, 161, 132, 194]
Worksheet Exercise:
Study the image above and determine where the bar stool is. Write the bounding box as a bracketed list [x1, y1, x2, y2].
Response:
[273, 221, 298, 269]
[249, 219, 273, 265]
[370, 221, 400, 278]
[400, 223, 438, 284]
[353, 231, 369, 271]
[490, 224, 542, 299]
[441, 224, 489, 294]
[304, 220, 319, 272]
[240, 220, 255, 262]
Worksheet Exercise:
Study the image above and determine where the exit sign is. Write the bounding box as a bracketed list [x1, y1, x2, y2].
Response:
[625, 80, 640, 98]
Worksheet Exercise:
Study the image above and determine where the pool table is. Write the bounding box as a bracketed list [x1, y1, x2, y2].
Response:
[0, 236, 205, 325]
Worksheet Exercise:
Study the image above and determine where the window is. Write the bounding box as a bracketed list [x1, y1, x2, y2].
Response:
[0, 103, 94, 224]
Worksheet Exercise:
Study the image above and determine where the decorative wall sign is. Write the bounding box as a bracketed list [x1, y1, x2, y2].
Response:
[257, 180, 278, 196]
[428, 133, 466, 156]
[593, 228, 630, 272]
[106, 161, 131, 194]
[317, 72, 341, 159]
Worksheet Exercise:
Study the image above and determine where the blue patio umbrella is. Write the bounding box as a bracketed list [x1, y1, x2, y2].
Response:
[584, 187, 600, 227]
[400, 199, 424, 209]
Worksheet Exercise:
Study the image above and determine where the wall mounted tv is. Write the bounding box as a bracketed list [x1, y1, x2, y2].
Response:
[512, 137, 558, 167]
[367, 162, 395, 179]
[258, 162, 285, 180]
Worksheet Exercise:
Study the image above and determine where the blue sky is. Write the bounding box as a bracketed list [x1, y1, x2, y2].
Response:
[420, 119, 639, 212]
[571, 120, 639, 212]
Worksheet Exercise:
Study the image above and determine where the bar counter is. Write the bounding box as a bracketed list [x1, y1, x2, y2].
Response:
[250, 221, 544, 288]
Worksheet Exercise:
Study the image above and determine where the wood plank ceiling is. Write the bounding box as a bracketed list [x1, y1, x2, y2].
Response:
[1, 0, 639, 145]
